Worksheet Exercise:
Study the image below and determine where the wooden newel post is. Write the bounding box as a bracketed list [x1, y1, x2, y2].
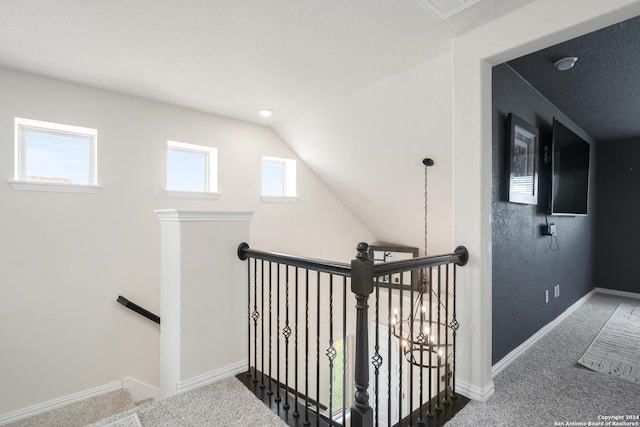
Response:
[350, 242, 374, 427]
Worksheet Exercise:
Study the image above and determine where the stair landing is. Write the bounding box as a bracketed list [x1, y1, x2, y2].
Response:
[5, 389, 136, 427]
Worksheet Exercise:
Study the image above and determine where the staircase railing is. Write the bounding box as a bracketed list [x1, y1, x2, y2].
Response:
[237, 242, 468, 427]
[116, 295, 161, 325]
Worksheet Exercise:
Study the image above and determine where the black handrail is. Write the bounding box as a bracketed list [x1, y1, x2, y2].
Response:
[117, 295, 160, 325]
[371, 246, 469, 277]
[237, 243, 469, 278]
[237, 242, 352, 276]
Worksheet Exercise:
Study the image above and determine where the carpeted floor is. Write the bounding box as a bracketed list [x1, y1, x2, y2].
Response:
[6, 389, 136, 427]
[90, 376, 287, 427]
[447, 293, 640, 427]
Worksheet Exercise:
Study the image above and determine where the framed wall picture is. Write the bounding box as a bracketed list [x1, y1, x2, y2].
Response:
[507, 113, 539, 205]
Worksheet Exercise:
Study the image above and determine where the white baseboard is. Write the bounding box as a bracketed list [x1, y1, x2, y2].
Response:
[455, 379, 495, 402]
[491, 289, 595, 378]
[594, 287, 640, 300]
[0, 381, 121, 426]
[176, 359, 247, 394]
[122, 377, 161, 403]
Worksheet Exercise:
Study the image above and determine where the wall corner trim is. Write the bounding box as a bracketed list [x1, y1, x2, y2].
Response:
[176, 359, 247, 394]
[121, 377, 161, 403]
[455, 379, 495, 402]
[155, 209, 254, 222]
[491, 289, 596, 378]
[0, 381, 121, 425]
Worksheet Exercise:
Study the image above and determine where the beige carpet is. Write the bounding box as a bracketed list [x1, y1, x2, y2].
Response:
[90, 377, 287, 427]
[6, 389, 136, 427]
[447, 294, 640, 427]
[102, 413, 143, 427]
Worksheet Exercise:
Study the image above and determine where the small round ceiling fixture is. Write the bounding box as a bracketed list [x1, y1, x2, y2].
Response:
[554, 56, 578, 71]
[259, 109, 274, 118]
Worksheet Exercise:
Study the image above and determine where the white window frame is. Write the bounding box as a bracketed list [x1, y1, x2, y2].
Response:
[10, 117, 100, 193]
[165, 140, 219, 199]
[261, 155, 298, 202]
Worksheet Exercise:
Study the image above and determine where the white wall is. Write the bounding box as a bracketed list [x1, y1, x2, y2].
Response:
[277, 52, 454, 256]
[0, 67, 374, 415]
[157, 211, 252, 396]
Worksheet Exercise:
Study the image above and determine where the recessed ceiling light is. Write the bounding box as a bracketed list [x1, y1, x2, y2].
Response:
[259, 109, 273, 117]
[554, 57, 578, 71]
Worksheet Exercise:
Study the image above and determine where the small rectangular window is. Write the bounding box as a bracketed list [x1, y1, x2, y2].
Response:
[261, 155, 297, 200]
[166, 141, 218, 195]
[12, 117, 98, 192]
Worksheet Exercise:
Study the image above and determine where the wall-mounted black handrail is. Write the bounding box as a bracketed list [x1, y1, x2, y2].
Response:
[117, 295, 160, 325]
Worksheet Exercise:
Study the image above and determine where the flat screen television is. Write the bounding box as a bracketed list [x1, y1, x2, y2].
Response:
[550, 118, 591, 216]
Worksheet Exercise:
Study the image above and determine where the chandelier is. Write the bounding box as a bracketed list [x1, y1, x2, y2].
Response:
[390, 287, 452, 367]
[388, 158, 453, 368]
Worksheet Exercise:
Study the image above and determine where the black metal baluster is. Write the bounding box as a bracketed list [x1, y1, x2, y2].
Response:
[294, 267, 300, 418]
[444, 264, 450, 404]
[304, 269, 310, 426]
[247, 257, 251, 378]
[261, 260, 265, 389]
[284, 266, 291, 411]
[436, 265, 442, 410]
[253, 259, 259, 383]
[327, 275, 335, 426]
[428, 266, 433, 417]
[452, 264, 459, 399]
[268, 261, 273, 395]
[399, 272, 404, 424]
[419, 269, 426, 427]
[387, 277, 392, 427]
[276, 263, 282, 403]
[409, 271, 414, 427]
[316, 271, 321, 427]
[342, 276, 347, 427]
[372, 278, 382, 427]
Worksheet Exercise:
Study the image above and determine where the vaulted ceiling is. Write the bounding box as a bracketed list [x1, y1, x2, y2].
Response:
[0, 0, 537, 248]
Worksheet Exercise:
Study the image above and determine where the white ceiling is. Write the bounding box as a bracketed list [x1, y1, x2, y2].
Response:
[0, 0, 532, 126]
[0, 0, 535, 248]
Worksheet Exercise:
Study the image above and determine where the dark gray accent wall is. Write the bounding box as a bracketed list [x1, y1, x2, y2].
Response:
[492, 64, 596, 364]
[595, 139, 640, 293]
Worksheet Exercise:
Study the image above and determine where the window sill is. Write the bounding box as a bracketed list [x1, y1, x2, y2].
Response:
[9, 180, 102, 194]
[261, 195, 300, 204]
[164, 190, 221, 200]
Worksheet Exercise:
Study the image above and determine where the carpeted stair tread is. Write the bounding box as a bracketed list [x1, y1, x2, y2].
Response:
[6, 389, 136, 427]
[134, 398, 154, 407]
[89, 377, 287, 427]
